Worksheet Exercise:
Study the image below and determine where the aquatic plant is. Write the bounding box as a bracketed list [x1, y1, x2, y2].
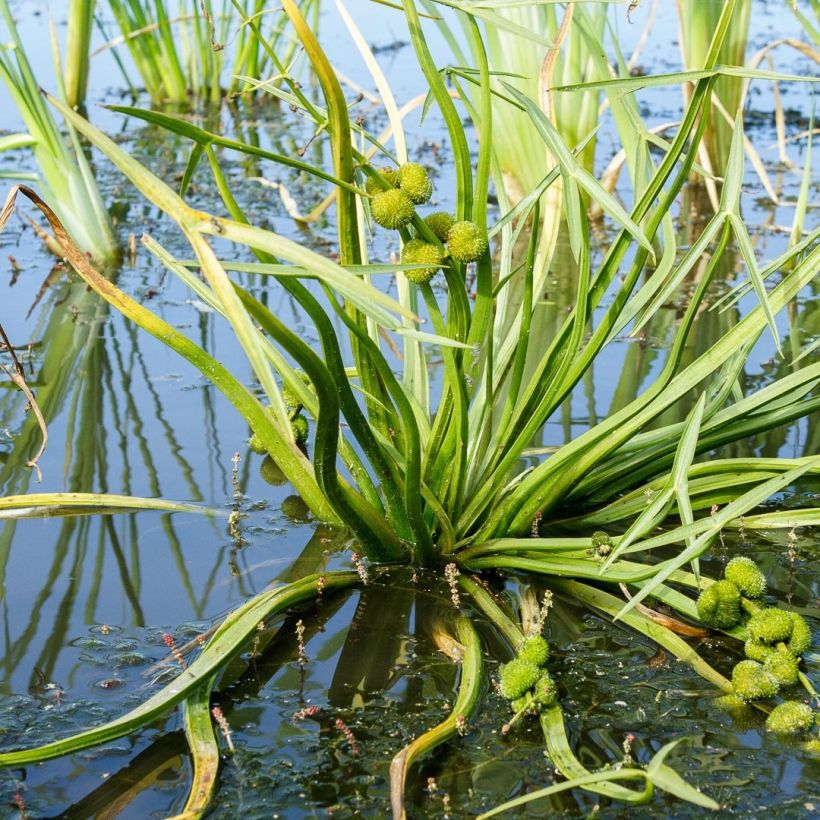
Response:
[765, 701, 816, 735]
[677, 0, 752, 174]
[696, 579, 742, 629]
[724, 556, 766, 598]
[0, 0, 818, 814]
[0, 0, 117, 264]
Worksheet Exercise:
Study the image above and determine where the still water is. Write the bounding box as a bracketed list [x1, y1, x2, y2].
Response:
[0, 1, 817, 816]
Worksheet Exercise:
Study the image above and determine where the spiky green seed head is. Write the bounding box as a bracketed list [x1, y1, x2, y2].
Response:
[696, 580, 742, 629]
[281, 494, 311, 522]
[499, 658, 542, 700]
[724, 556, 767, 598]
[533, 672, 558, 708]
[248, 431, 267, 455]
[591, 530, 612, 557]
[371, 188, 415, 229]
[764, 653, 800, 687]
[364, 167, 399, 196]
[765, 701, 815, 735]
[259, 455, 287, 486]
[714, 693, 757, 727]
[747, 608, 794, 644]
[282, 371, 311, 413]
[400, 239, 443, 284]
[591, 531, 611, 549]
[291, 414, 309, 446]
[786, 612, 812, 657]
[446, 220, 488, 263]
[424, 211, 455, 242]
[511, 695, 538, 716]
[397, 162, 433, 204]
[745, 639, 777, 664]
[519, 635, 549, 668]
[732, 659, 779, 701]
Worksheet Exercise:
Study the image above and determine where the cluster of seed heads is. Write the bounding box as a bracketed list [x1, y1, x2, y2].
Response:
[700, 557, 817, 737]
[499, 634, 557, 733]
[249, 374, 312, 456]
[366, 162, 488, 285]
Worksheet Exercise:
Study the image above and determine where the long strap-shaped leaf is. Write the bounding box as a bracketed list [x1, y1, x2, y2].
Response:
[325, 289, 436, 564]
[463, 0, 745, 529]
[0, 184, 336, 522]
[496, 239, 820, 538]
[0, 493, 209, 518]
[44, 93, 414, 331]
[168, 679, 219, 820]
[389, 615, 483, 819]
[460, 577, 657, 804]
[0, 572, 358, 766]
[107, 104, 362, 193]
[235, 286, 406, 560]
[283, 0, 396, 441]
[550, 580, 731, 690]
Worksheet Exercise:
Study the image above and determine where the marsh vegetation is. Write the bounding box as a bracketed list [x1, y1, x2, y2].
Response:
[0, 0, 818, 816]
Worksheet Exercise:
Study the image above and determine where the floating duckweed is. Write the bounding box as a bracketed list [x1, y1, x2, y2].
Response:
[696, 580, 742, 629]
[766, 701, 815, 735]
[747, 608, 794, 644]
[499, 658, 541, 700]
[364, 167, 399, 196]
[400, 239, 443, 284]
[291, 415, 309, 446]
[424, 211, 455, 242]
[371, 188, 415, 229]
[398, 162, 433, 204]
[744, 639, 777, 664]
[248, 431, 267, 455]
[785, 612, 812, 657]
[533, 672, 558, 708]
[732, 659, 779, 701]
[764, 653, 800, 687]
[725, 556, 767, 598]
[518, 635, 549, 667]
[446, 220, 488, 263]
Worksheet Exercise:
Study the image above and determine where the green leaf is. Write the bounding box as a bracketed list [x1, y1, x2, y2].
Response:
[172, 680, 219, 820]
[0, 572, 357, 766]
[105, 104, 361, 192]
[389, 616, 483, 817]
[614, 458, 820, 619]
[553, 66, 820, 95]
[502, 83, 655, 260]
[646, 741, 720, 810]
[0, 492, 211, 519]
